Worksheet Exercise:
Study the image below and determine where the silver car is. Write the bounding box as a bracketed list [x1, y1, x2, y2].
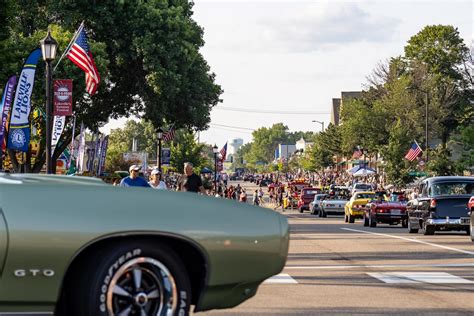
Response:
[309, 194, 328, 215]
[320, 196, 350, 217]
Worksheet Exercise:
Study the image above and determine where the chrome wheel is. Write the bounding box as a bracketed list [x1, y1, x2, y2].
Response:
[107, 257, 178, 316]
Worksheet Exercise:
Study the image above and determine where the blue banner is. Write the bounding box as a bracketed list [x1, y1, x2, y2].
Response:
[8, 48, 42, 152]
[0, 76, 17, 148]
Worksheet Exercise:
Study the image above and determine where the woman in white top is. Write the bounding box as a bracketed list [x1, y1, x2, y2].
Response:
[149, 169, 167, 190]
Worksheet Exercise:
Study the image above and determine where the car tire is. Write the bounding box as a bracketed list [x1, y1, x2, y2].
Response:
[363, 214, 369, 227]
[422, 222, 435, 235]
[402, 219, 408, 228]
[369, 216, 376, 228]
[348, 214, 355, 224]
[408, 220, 418, 233]
[68, 241, 192, 316]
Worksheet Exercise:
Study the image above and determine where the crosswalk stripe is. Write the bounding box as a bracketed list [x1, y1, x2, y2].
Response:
[264, 273, 298, 284]
[368, 272, 474, 284]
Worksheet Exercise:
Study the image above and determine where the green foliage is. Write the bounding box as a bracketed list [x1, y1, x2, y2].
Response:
[1, 0, 222, 172]
[426, 146, 456, 176]
[379, 120, 413, 185]
[170, 131, 208, 173]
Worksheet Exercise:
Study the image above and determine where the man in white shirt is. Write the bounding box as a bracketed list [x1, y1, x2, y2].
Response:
[148, 169, 167, 190]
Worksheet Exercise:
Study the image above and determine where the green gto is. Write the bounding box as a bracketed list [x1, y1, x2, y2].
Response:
[0, 174, 289, 315]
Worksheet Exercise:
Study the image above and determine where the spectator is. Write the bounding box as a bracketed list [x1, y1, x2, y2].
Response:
[120, 165, 150, 187]
[253, 189, 260, 206]
[148, 169, 167, 190]
[177, 162, 205, 193]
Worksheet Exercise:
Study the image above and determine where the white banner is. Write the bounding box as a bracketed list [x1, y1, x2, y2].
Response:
[75, 122, 86, 173]
[51, 115, 65, 157]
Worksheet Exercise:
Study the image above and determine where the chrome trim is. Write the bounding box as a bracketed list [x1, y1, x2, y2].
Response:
[426, 218, 470, 225]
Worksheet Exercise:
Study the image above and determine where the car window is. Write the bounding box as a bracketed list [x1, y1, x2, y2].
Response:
[355, 193, 375, 199]
[430, 181, 474, 195]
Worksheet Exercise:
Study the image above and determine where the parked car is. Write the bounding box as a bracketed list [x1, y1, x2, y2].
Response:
[363, 193, 408, 227]
[344, 191, 376, 223]
[309, 194, 328, 215]
[0, 173, 289, 315]
[406, 176, 473, 235]
[469, 196, 474, 241]
[297, 188, 322, 213]
[320, 195, 350, 217]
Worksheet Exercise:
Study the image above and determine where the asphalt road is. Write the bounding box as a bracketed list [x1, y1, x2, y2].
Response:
[200, 181, 474, 316]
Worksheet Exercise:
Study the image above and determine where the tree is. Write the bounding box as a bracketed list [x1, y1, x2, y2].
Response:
[170, 131, 208, 173]
[1, 0, 222, 173]
[404, 25, 473, 147]
[106, 119, 158, 171]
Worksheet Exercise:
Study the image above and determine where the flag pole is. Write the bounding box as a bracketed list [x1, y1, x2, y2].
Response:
[53, 21, 85, 72]
[413, 139, 423, 152]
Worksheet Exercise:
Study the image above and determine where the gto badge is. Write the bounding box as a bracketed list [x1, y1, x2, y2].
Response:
[14, 269, 55, 277]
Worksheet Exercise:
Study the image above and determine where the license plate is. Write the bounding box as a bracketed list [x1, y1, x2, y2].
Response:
[391, 209, 401, 215]
[461, 218, 470, 224]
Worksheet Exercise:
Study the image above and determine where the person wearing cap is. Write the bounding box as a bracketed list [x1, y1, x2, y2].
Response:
[120, 165, 150, 187]
[149, 169, 167, 190]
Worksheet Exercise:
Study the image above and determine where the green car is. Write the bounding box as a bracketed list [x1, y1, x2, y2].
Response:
[0, 174, 289, 315]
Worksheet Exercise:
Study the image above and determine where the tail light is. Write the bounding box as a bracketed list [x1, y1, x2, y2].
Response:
[430, 199, 437, 209]
[375, 208, 384, 213]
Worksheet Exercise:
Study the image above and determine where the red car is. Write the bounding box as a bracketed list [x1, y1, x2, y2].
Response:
[298, 187, 322, 213]
[363, 194, 408, 227]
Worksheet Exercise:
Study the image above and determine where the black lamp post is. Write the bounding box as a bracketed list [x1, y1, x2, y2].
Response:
[40, 30, 58, 174]
[407, 86, 429, 162]
[156, 127, 163, 172]
[213, 144, 219, 193]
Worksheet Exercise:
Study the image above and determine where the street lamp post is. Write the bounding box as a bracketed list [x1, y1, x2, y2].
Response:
[156, 127, 163, 171]
[40, 30, 58, 174]
[312, 120, 324, 132]
[407, 86, 429, 162]
[213, 144, 219, 193]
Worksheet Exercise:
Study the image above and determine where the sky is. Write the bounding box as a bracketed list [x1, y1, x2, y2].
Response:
[100, 0, 473, 147]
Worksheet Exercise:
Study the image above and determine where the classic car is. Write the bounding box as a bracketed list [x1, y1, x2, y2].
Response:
[469, 196, 474, 241]
[363, 193, 408, 228]
[406, 176, 473, 235]
[344, 191, 376, 223]
[0, 173, 289, 315]
[320, 195, 349, 217]
[297, 187, 322, 213]
[309, 194, 328, 215]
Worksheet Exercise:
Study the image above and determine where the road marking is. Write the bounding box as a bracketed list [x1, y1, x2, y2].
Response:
[341, 228, 474, 256]
[284, 263, 474, 270]
[264, 273, 298, 284]
[368, 272, 474, 284]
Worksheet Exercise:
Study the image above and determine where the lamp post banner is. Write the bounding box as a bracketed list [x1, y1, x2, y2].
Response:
[161, 148, 171, 165]
[53, 79, 73, 116]
[0, 75, 17, 150]
[7, 48, 42, 152]
[97, 135, 109, 176]
[51, 115, 65, 156]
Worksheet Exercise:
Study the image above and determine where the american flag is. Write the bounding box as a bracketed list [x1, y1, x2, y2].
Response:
[352, 147, 362, 159]
[220, 142, 228, 161]
[162, 125, 175, 142]
[405, 142, 422, 161]
[67, 25, 100, 95]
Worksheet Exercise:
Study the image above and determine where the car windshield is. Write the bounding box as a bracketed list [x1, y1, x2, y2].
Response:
[355, 184, 372, 190]
[355, 193, 375, 199]
[429, 181, 474, 196]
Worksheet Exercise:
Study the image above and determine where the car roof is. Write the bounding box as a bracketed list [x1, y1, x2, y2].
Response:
[0, 173, 107, 186]
[424, 176, 474, 183]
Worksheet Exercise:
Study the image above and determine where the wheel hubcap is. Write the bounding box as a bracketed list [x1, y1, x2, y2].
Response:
[106, 257, 178, 316]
